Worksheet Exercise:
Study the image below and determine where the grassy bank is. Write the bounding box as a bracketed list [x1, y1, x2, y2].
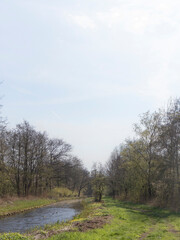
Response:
[0, 198, 56, 217]
[0, 187, 78, 218]
[1, 197, 180, 239]
[45, 198, 180, 240]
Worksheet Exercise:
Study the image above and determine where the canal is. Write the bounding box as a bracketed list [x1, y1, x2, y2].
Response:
[0, 200, 82, 233]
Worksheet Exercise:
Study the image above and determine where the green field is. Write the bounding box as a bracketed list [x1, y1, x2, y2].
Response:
[47, 198, 180, 240]
[1, 198, 180, 240]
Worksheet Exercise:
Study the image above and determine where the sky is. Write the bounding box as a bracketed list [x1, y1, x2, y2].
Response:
[0, 0, 180, 169]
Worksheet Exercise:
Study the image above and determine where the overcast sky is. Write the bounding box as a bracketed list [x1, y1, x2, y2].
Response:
[1, 0, 180, 169]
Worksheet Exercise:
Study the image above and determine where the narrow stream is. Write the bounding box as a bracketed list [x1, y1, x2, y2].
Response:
[0, 200, 82, 233]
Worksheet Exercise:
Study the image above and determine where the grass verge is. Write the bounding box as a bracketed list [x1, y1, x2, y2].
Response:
[0, 198, 56, 217]
[0, 187, 78, 218]
[46, 198, 180, 240]
[1, 197, 180, 240]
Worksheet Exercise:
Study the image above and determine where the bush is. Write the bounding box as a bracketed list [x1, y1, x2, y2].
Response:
[48, 187, 77, 199]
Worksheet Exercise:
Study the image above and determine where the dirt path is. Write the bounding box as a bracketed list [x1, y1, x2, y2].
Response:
[139, 227, 155, 240]
[168, 224, 180, 238]
[139, 221, 180, 239]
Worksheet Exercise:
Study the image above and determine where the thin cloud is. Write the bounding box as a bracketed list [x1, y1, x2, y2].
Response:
[9, 85, 35, 96]
[2, 0, 180, 167]
[68, 1, 179, 34]
[68, 14, 96, 29]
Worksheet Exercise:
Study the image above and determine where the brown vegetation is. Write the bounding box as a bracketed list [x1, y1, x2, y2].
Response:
[0, 120, 90, 198]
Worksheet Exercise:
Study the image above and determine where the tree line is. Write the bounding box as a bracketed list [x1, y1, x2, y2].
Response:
[106, 98, 180, 209]
[0, 120, 90, 197]
[1, 98, 180, 208]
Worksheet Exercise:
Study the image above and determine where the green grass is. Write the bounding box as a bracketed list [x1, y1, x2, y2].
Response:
[47, 198, 180, 240]
[0, 233, 29, 240]
[0, 198, 56, 217]
[1, 197, 180, 239]
[0, 187, 78, 217]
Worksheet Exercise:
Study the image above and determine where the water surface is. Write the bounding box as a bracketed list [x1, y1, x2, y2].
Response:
[0, 200, 81, 233]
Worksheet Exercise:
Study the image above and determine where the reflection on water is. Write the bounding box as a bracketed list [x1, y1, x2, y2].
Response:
[0, 201, 81, 233]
